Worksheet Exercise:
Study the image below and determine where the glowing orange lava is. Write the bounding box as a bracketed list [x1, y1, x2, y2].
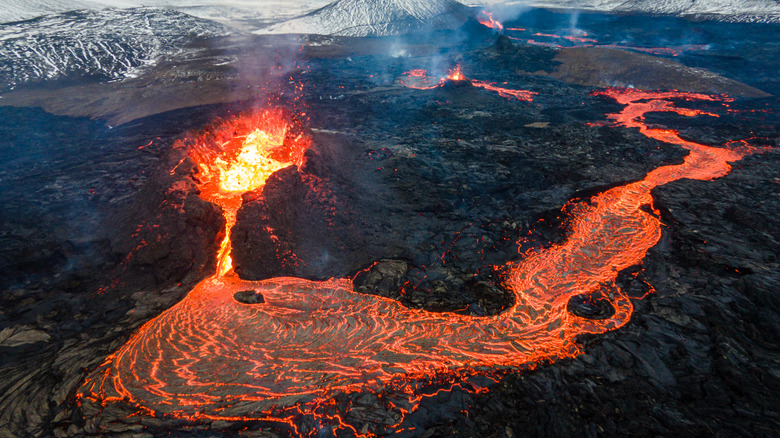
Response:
[399, 66, 537, 102]
[447, 65, 466, 81]
[398, 68, 440, 90]
[478, 11, 504, 32]
[178, 108, 310, 275]
[79, 89, 766, 435]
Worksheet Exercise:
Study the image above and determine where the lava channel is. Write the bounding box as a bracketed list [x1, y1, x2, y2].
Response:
[79, 89, 766, 434]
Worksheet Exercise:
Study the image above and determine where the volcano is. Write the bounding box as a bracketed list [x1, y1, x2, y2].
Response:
[0, 4, 778, 438]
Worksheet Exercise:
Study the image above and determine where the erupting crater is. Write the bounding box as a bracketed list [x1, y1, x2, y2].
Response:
[78, 88, 767, 435]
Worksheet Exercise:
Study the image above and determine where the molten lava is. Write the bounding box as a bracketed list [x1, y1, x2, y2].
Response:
[477, 11, 504, 32]
[79, 90, 767, 435]
[398, 68, 440, 90]
[182, 108, 310, 275]
[399, 66, 537, 102]
[447, 65, 466, 82]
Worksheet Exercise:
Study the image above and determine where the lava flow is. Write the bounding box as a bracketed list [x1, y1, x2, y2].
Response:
[399, 65, 537, 101]
[79, 89, 765, 434]
[477, 11, 504, 32]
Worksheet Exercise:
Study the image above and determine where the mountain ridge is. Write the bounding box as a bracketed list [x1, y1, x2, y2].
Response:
[521, 0, 780, 23]
[0, 8, 229, 91]
[257, 0, 474, 37]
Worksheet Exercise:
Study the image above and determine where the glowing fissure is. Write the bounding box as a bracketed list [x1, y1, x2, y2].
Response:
[399, 65, 537, 102]
[79, 89, 763, 433]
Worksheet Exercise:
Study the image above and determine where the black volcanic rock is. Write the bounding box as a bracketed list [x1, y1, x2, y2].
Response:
[567, 293, 616, 319]
[442, 77, 473, 89]
[231, 141, 392, 282]
[234, 290, 265, 304]
[547, 47, 770, 97]
[494, 34, 515, 53]
[352, 259, 409, 299]
[231, 166, 308, 279]
[110, 152, 225, 287]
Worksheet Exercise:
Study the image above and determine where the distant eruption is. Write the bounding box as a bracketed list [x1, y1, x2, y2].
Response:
[477, 10, 504, 32]
[399, 64, 537, 101]
[446, 64, 466, 81]
[78, 88, 767, 436]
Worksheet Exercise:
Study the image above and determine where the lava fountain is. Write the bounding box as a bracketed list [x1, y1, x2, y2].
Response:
[183, 108, 311, 276]
[79, 89, 766, 434]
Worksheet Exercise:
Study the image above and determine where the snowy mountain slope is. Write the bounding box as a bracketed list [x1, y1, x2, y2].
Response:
[479, 0, 780, 23]
[0, 0, 103, 24]
[0, 1, 334, 27]
[0, 8, 229, 91]
[89, 1, 334, 30]
[257, 0, 473, 36]
[3, 0, 778, 28]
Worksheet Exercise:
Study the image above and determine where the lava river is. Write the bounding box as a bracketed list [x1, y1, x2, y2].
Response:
[79, 89, 765, 431]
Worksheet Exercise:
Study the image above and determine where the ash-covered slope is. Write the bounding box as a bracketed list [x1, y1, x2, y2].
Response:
[0, 8, 229, 91]
[523, 0, 780, 23]
[258, 0, 473, 36]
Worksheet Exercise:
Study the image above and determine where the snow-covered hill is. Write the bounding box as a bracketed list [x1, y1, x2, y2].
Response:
[471, 0, 780, 23]
[4, 1, 777, 32]
[0, 0, 102, 24]
[0, 1, 334, 27]
[257, 0, 473, 36]
[0, 8, 229, 91]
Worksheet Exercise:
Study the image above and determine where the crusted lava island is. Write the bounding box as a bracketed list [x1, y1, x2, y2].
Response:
[1, 3, 778, 438]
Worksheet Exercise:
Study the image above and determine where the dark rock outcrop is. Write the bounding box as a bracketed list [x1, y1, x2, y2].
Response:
[234, 290, 266, 304]
[110, 152, 225, 288]
[546, 47, 770, 97]
[352, 259, 409, 299]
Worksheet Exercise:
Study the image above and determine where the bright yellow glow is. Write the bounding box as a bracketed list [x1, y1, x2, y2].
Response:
[218, 128, 289, 193]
